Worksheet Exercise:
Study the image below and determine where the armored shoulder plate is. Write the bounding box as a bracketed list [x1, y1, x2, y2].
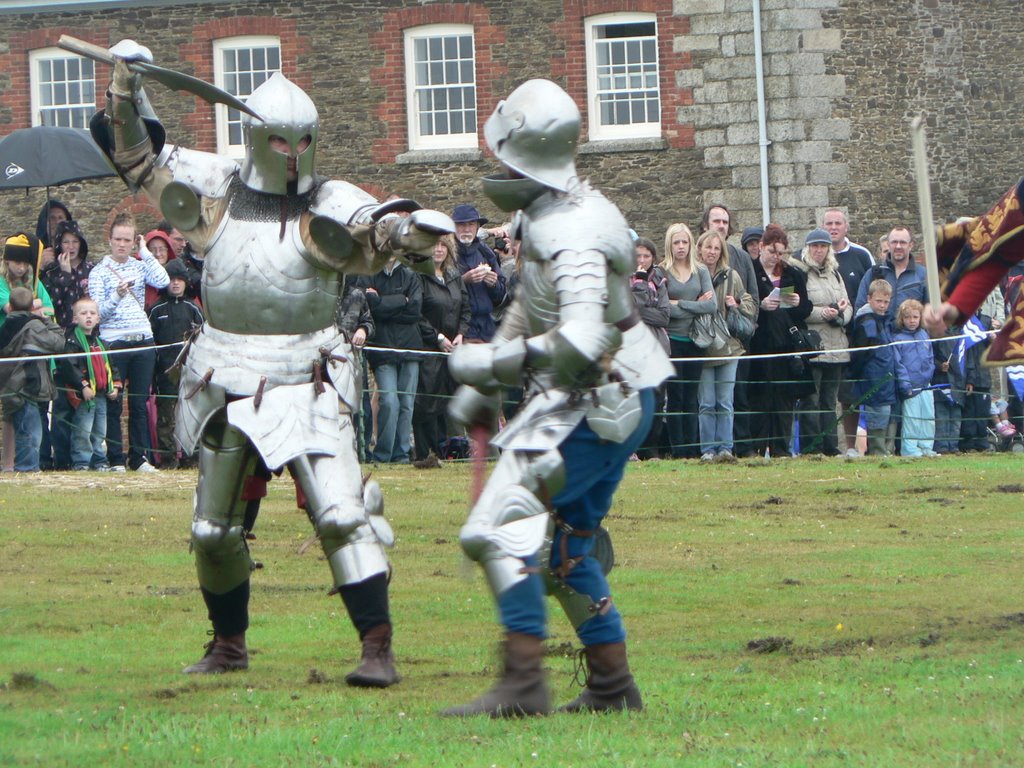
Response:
[310, 180, 381, 227]
[162, 145, 238, 198]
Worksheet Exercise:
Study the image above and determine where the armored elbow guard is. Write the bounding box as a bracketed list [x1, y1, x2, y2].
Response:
[549, 319, 622, 388]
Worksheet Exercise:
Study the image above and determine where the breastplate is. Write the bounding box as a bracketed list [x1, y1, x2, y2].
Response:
[202, 215, 340, 334]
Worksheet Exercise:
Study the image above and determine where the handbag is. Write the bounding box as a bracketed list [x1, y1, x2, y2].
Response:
[725, 272, 755, 346]
[692, 311, 729, 352]
[788, 324, 823, 358]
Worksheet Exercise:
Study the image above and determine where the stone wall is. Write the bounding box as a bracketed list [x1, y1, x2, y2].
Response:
[0, 0, 1020, 259]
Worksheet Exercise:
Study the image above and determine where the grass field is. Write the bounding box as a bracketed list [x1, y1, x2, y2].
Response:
[1, 454, 1023, 767]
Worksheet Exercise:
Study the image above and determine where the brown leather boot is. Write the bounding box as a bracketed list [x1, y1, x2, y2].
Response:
[345, 623, 399, 688]
[183, 632, 248, 674]
[441, 632, 550, 718]
[558, 642, 643, 712]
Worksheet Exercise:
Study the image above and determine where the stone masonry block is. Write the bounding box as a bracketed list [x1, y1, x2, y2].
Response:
[768, 120, 807, 142]
[769, 9, 824, 31]
[704, 144, 760, 168]
[809, 162, 850, 185]
[801, 28, 843, 51]
[675, 34, 722, 53]
[726, 122, 759, 145]
[697, 81, 730, 104]
[728, 78, 758, 101]
[704, 57, 755, 81]
[810, 119, 851, 141]
[768, 52, 824, 76]
[695, 128, 727, 148]
[793, 74, 846, 98]
[676, 69, 705, 88]
[674, 0, 725, 15]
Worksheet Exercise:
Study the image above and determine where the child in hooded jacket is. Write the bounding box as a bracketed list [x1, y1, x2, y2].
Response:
[893, 299, 937, 457]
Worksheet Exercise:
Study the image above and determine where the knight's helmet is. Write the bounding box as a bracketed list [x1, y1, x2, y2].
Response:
[483, 79, 580, 193]
[239, 73, 319, 195]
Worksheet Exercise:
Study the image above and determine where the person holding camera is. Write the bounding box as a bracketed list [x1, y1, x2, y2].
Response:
[791, 228, 852, 456]
[87, 212, 169, 472]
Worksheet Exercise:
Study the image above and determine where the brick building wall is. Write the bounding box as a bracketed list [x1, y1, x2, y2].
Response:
[0, 0, 1020, 260]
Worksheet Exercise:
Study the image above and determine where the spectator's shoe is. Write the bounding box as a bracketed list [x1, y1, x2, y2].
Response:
[133, 460, 160, 473]
[997, 421, 1017, 438]
[110, 465, 126, 473]
[700, 451, 716, 463]
[844, 448, 861, 459]
[922, 450, 941, 457]
[715, 450, 737, 464]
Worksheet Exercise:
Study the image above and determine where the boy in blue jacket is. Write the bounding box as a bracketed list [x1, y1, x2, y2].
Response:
[849, 280, 902, 456]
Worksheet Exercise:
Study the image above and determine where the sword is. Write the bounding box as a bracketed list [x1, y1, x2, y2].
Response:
[910, 115, 943, 307]
[58, 35, 262, 120]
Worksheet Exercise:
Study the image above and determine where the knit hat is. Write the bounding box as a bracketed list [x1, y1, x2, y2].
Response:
[165, 259, 190, 281]
[3, 232, 42, 267]
[53, 220, 89, 260]
[805, 227, 832, 246]
[740, 226, 763, 247]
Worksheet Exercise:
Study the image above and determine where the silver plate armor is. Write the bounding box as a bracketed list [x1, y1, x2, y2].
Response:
[449, 82, 673, 602]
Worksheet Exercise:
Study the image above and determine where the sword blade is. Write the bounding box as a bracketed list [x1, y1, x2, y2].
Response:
[57, 34, 262, 120]
[911, 115, 942, 305]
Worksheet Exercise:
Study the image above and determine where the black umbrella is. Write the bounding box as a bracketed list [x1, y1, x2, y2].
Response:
[0, 125, 114, 190]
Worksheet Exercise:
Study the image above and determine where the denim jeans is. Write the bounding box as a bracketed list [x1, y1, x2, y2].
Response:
[106, 341, 156, 469]
[11, 400, 42, 471]
[67, 396, 108, 469]
[371, 359, 419, 463]
[698, 359, 738, 455]
[666, 338, 703, 458]
[497, 388, 655, 646]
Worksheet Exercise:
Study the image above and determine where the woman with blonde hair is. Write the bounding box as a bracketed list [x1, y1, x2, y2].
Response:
[661, 223, 716, 459]
[413, 233, 469, 460]
[695, 229, 756, 462]
[791, 228, 852, 455]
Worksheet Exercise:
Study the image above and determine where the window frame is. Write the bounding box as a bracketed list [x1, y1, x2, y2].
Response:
[28, 47, 96, 129]
[212, 35, 282, 157]
[584, 12, 662, 142]
[403, 23, 478, 151]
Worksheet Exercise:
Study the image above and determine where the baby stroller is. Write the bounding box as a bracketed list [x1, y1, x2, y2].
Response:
[988, 398, 1024, 452]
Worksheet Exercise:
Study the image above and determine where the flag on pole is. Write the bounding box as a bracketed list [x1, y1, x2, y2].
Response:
[985, 275, 1024, 366]
[955, 314, 989, 373]
[938, 177, 1024, 318]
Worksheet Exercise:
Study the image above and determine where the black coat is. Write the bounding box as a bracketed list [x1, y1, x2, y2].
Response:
[416, 269, 470, 415]
[749, 259, 815, 400]
[365, 262, 423, 368]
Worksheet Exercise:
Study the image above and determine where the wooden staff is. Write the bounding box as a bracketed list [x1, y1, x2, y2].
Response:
[911, 116, 943, 306]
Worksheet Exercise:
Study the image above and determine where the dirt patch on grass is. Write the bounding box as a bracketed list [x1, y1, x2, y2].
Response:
[4, 672, 56, 691]
[746, 636, 792, 653]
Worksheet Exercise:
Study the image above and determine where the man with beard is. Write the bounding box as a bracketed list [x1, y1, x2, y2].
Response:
[452, 204, 506, 342]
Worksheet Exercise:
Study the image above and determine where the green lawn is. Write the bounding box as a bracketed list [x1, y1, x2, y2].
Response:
[1, 455, 1022, 766]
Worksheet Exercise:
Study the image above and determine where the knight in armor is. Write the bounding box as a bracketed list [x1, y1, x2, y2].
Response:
[442, 80, 674, 717]
[90, 40, 453, 683]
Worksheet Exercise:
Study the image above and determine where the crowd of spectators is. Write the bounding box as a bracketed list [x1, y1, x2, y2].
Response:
[1, 199, 1021, 472]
